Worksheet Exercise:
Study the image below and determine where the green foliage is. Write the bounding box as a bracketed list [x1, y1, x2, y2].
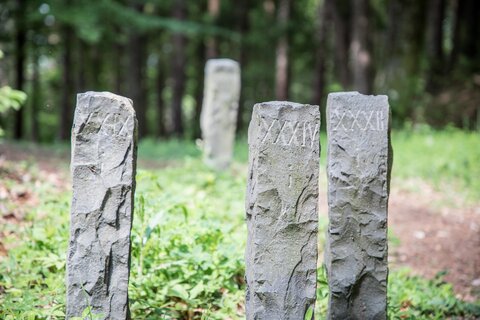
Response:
[0, 86, 26, 114]
[0, 136, 479, 319]
[391, 125, 480, 201]
[129, 163, 246, 319]
[0, 50, 27, 137]
[70, 306, 104, 320]
[387, 269, 480, 319]
[0, 171, 69, 318]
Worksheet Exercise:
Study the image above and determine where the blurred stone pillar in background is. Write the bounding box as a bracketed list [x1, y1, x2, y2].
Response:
[200, 59, 240, 170]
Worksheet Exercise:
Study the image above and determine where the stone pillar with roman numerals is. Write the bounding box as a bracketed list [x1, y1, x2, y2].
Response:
[245, 101, 321, 319]
[325, 91, 392, 320]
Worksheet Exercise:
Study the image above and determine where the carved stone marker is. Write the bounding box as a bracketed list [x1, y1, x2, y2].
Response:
[67, 92, 137, 319]
[245, 101, 320, 319]
[200, 59, 241, 170]
[325, 92, 392, 319]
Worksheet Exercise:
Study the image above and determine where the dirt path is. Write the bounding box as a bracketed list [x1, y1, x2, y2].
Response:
[389, 183, 480, 301]
[1, 142, 479, 301]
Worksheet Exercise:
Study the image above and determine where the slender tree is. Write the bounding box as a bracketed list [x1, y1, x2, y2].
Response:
[206, 0, 220, 59]
[275, 0, 291, 101]
[193, 40, 205, 139]
[59, 23, 74, 140]
[30, 47, 40, 141]
[127, 2, 148, 137]
[13, 0, 26, 139]
[426, 0, 446, 92]
[236, 0, 249, 133]
[156, 49, 167, 138]
[171, 0, 188, 137]
[114, 39, 125, 95]
[350, 0, 373, 94]
[330, 0, 350, 89]
[312, 0, 331, 106]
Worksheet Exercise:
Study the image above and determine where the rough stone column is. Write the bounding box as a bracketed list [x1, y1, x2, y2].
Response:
[200, 59, 240, 170]
[245, 101, 320, 319]
[325, 92, 392, 320]
[66, 92, 137, 319]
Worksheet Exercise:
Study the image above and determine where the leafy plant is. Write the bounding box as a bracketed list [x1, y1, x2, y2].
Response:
[0, 50, 27, 137]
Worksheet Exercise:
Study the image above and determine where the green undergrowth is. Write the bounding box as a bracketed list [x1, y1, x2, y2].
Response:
[140, 126, 480, 201]
[1, 148, 479, 319]
[391, 125, 480, 202]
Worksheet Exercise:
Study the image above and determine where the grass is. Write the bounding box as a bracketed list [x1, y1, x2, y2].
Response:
[391, 125, 480, 201]
[0, 128, 479, 319]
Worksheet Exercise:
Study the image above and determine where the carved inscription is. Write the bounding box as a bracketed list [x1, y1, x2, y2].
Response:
[246, 101, 320, 319]
[331, 110, 385, 131]
[77, 112, 134, 138]
[100, 113, 134, 137]
[260, 117, 319, 148]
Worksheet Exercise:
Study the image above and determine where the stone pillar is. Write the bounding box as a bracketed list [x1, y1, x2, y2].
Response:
[66, 92, 137, 319]
[245, 101, 320, 319]
[325, 92, 392, 319]
[200, 59, 240, 170]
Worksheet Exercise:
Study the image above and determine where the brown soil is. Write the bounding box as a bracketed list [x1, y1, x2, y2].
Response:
[1, 142, 479, 302]
[388, 181, 480, 302]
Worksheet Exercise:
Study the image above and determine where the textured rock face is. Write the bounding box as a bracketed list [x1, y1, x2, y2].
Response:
[245, 101, 320, 319]
[67, 92, 137, 319]
[325, 92, 392, 320]
[200, 59, 240, 170]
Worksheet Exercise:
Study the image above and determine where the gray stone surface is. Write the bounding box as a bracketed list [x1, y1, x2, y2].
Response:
[325, 92, 392, 320]
[200, 59, 240, 170]
[66, 92, 137, 319]
[245, 101, 320, 319]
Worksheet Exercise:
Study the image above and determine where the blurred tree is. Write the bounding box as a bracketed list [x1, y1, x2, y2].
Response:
[59, 21, 74, 141]
[275, 0, 291, 100]
[312, 0, 331, 106]
[171, 0, 187, 137]
[426, 0, 446, 92]
[330, 0, 350, 89]
[127, 1, 148, 138]
[235, 0, 250, 133]
[13, 0, 26, 139]
[350, 0, 373, 94]
[206, 0, 220, 59]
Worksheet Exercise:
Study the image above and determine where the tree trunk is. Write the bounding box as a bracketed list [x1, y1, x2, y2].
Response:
[449, 0, 463, 70]
[193, 41, 205, 139]
[312, 0, 331, 106]
[30, 48, 40, 142]
[77, 39, 87, 92]
[350, 0, 373, 94]
[127, 3, 147, 137]
[59, 24, 74, 141]
[206, 0, 220, 59]
[236, 0, 249, 133]
[156, 53, 166, 138]
[404, 2, 427, 75]
[426, 0, 445, 92]
[330, 0, 350, 89]
[275, 0, 290, 101]
[462, 0, 480, 61]
[90, 42, 103, 91]
[114, 40, 124, 95]
[171, 0, 187, 137]
[13, 0, 26, 140]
